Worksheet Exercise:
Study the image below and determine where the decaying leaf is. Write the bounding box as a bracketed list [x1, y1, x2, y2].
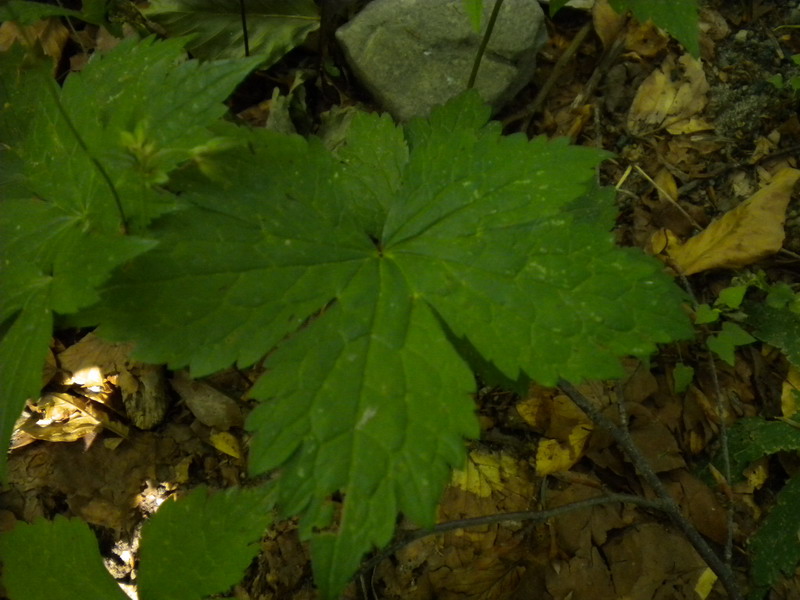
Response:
[0, 18, 69, 67]
[59, 333, 170, 430]
[654, 167, 800, 275]
[382, 448, 537, 600]
[170, 369, 243, 431]
[627, 53, 711, 135]
[516, 386, 594, 476]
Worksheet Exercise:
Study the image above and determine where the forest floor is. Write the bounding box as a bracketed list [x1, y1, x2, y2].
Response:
[3, 0, 800, 599]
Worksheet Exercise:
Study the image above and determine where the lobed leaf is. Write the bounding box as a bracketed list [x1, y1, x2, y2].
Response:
[145, 0, 319, 63]
[0, 36, 258, 477]
[91, 91, 691, 597]
[723, 417, 800, 482]
[745, 300, 800, 367]
[137, 485, 275, 599]
[0, 0, 84, 24]
[748, 473, 800, 599]
[0, 516, 128, 600]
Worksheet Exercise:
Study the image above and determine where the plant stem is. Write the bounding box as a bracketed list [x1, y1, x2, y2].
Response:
[239, 0, 250, 57]
[558, 379, 743, 600]
[467, 0, 504, 90]
[357, 492, 670, 577]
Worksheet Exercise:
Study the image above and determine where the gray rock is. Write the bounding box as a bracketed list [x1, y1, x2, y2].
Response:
[336, 0, 548, 121]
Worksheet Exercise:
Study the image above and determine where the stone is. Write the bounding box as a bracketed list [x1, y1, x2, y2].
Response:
[336, 0, 548, 121]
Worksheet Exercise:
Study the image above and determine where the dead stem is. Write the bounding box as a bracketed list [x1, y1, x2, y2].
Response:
[558, 379, 743, 600]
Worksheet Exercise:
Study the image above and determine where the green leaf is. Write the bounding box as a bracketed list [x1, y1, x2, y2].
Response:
[723, 417, 800, 482]
[746, 300, 800, 367]
[0, 36, 258, 474]
[694, 303, 720, 324]
[0, 290, 52, 481]
[461, 0, 482, 31]
[0, 0, 85, 24]
[0, 516, 128, 600]
[673, 363, 694, 394]
[91, 91, 691, 597]
[749, 473, 800, 599]
[609, 0, 699, 57]
[138, 485, 275, 600]
[707, 321, 756, 366]
[717, 284, 748, 310]
[145, 0, 320, 63]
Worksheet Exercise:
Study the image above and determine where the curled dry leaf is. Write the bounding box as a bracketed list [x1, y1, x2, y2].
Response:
[592, 0, 625, 50]
[59, 333, 170, 430]
[517, 389, 594, 476]
[170, 370, 243, 431]
[627, 53, 711, 135]
[653, 167, 800, 275]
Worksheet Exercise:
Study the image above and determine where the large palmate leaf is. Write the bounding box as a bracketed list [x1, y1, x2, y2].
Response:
[0, 37, 259, 478]
[145, 0, 319, 63]
[91, 92, 691, 596]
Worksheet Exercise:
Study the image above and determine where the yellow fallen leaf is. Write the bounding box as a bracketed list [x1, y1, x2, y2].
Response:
[694, 567, 717, 599]
[451, 450, 532, 499]
[592, 0, 626, 50]
[628, 54, 711, 135]
[657, 168, 800, 275]
[209, 431, 241, 459]
[781, 364, 800, 418]
[517, 391, 594, 476]
[535, 424, 593, 476]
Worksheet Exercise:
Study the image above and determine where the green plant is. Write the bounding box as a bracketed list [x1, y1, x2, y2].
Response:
[699, 278, 800, 598]
[0, 31, 696, 598]
[0, 485, 275, 600]
[715, 415, 800, 600]
[767, 54, 800, 94]
[464, 0, 699, 57]
[692, 273, 799, 368]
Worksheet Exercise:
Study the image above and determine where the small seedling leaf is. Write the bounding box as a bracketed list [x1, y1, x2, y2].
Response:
[707, 321, 756, 366]
[746, 300, 800, 367]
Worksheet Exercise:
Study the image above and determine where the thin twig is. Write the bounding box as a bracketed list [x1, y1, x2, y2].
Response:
[677, 272, 736, 567]
[558, 379, 743, 600]
[357, 492, 670, 578]
[467, 0, 504, 89]
[238, 0, 250, 57]
[503, 21, 593, 128]
[707, 351, 734, 565]
[634, 164, 703, 230]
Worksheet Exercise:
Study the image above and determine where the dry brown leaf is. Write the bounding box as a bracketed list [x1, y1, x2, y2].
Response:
[517, 389, 594, 476]
[592, 0, 625, 50]
[656, 167, 800, 275]
[60, 333, 170, 429]
[0, 19, 69, 68]
[170, 369, 243, 430]
[625, 20, 669, 58]
[628, 54, 711, 135]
